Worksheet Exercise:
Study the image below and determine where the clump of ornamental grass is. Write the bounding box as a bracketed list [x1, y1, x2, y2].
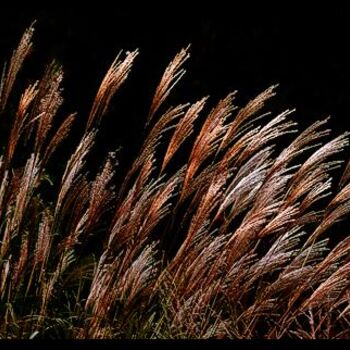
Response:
[1, 24, 350, 339]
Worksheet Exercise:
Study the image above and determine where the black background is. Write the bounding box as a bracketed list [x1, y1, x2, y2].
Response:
[1, 4, 350, 169]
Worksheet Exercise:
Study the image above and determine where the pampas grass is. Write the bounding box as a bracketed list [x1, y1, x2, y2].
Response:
[1, 25, 350, 339]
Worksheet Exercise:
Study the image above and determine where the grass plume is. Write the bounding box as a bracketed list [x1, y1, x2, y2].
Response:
[1, 25, 350, 339]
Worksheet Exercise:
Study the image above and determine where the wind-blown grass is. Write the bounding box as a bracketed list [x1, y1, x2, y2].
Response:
[1, 24, 350, 339]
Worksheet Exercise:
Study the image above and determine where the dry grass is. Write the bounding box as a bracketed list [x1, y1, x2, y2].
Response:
[1, 25, 350, 339]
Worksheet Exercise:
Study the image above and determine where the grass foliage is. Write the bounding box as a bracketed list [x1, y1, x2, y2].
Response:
[1, 25, 350, 339]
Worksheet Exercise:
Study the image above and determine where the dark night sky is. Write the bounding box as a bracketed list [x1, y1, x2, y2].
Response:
[1, 5, 350, 166]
